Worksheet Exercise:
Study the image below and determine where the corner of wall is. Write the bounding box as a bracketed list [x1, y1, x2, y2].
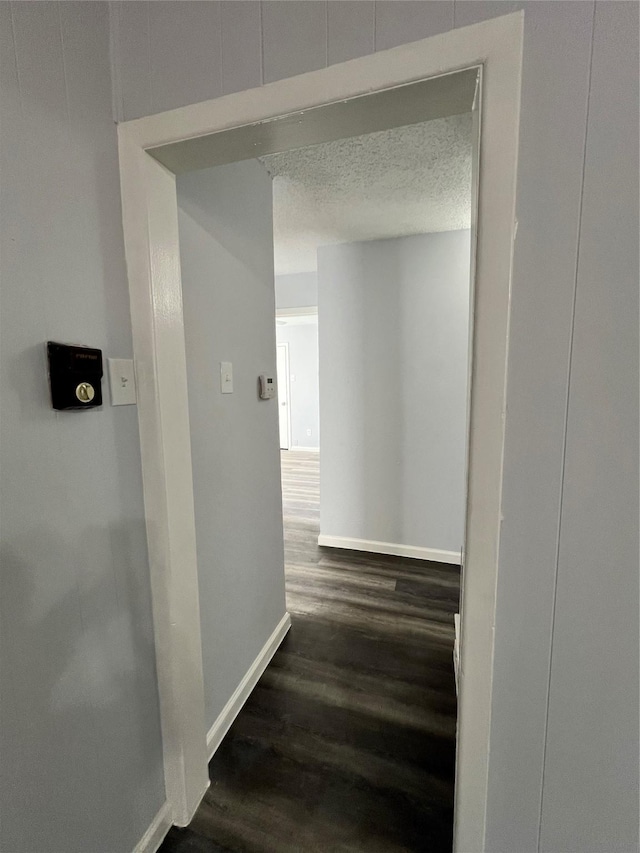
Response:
[107, 1, 123, 123]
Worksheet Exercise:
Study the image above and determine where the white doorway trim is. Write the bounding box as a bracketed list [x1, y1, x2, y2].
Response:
[276, 342, 291, 450]
[117, 14, 523, 851]
[276, 306, 318, 319]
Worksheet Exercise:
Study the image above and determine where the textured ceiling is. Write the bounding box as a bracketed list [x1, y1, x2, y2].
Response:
[261, 113, 472, 276]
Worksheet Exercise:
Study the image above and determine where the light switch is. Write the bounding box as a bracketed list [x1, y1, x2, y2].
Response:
[220, 361, 233, 394]
[108, 358, 137, 406]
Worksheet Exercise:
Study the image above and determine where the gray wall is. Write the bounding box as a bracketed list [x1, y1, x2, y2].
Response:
[318, 232, 470, 554]
[109, 3, 640, 849]
[276, 321, 320, 449]
[536, 4, 639, 849]
[0, 3, 634, 852]
[177, 161, 287, 733]
[0, 4, 164, 852]
[275, 272, 318, 310]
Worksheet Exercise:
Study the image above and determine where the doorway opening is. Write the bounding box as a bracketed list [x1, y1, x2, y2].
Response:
[117, 16, 523, 851]
[276, 341, 291, 449]
[170, 97, 472, 853]
[275, 310, 319, 452]
[184, 108, 471, 850]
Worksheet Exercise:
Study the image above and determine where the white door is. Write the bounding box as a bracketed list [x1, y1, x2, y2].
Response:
[276, 343, 290, 449]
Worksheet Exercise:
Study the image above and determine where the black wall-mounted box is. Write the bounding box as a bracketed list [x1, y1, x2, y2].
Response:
[47, 342, 103, 410]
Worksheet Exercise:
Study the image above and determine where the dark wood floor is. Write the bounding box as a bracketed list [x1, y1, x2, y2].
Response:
[161, 451, 460, 852]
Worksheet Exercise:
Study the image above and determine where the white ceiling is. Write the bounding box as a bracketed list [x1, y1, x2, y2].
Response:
[261, 112, 473, 276]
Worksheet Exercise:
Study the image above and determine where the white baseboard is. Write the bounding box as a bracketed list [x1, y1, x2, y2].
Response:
[206, 612, 292, 760]
[317, 534, 461, 565]
[134, 615, 293, 852]
[133, 801, 172, 853]
[287, 446, 319, 452]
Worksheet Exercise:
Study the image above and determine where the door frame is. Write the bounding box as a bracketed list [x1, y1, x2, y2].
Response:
[276, 341, 291, 450]
[117, 13, 523, 851]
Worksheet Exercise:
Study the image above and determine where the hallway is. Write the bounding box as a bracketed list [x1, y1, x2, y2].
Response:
[160, 451, 460, 852]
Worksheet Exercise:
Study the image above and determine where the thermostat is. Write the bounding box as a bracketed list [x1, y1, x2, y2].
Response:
[259, 374, 276, 400]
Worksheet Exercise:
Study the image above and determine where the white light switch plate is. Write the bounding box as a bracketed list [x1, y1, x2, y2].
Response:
[108, 358, 137, 405]
[220, 361, 233, 394]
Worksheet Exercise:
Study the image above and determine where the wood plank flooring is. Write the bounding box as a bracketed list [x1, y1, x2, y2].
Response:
[160, 451, 460, 852]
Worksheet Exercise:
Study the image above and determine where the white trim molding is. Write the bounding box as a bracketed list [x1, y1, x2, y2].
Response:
[206, 613, 292, 760]
[288, 446, 320, 453]
[317, 535, 461, 565]
[117, 13, 523, 850]
[133, 802, 172, 853]
[454, 613, 461, 696]
[276, 306, 318, 318]
[118, 134, 209, 828]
